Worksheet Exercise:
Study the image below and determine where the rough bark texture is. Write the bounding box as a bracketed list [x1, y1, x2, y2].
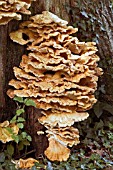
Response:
[0, 0, 113, 156]
[94, 0, 113, 103]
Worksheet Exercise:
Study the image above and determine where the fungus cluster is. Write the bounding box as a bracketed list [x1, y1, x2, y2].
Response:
[0, 120, 19, 143]
[12, 158, 39, 169]
[0, 0, 34, 25]
[7, 11, 102, 161]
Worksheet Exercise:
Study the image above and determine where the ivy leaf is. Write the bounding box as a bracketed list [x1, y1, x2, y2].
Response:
[23, 140, 30, 146]
[11, 135, 19, 143]
[26, 135, 32, 141]
[17, 117, 25, 122]
[109, 123, 113, 130]
[17, 123, 24, 129]
[5, 127, 13, 134]
[95, 161, 104, 168]
[21, 132, 27, 138]
[93, 102, 103, 118]
[10, 116, 16, 123]
[16, 109, 25, 116]
[94, 101, 113, 118]
[102, 103, 113, 115]
[18, 142, 24, 151]
[24, 99, 36, 107]
[94, 120, 104, 130]
[7, 144, 14, 156]
[108, 132, 113, 140]
[65, 164, 71, 170]
[13, 96, 24, 103]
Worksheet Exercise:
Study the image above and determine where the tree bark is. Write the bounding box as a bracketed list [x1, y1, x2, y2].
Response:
[0, 0, 113, 157]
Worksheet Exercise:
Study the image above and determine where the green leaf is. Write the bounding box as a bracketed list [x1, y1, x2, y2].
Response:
[34, 162, 46, 169]
[21, 132, 27, 138]
[94, 102, 113, 117]
[93, 102, 103, 118]
[17, 117, 25, 122]
[8, 163, 16, 170]
[0, 153, 5, 163]
[23, 140, 30, 146]
[103, 103, 113, 115]
[11, 135, 19, 143]
[26, 135, 32, 141]
[24, 99, 36, 107]
[94, 120, 104, 130]
[13, 96, 24, 103]
[5, 127, 13, 134]
[95, 161, 104, 168]
[17, 123, 24, 129]
[18, 142, 24, 151]
[16, 109, 25, 116]
[90, 153, 100, 161]
[10, 116, 16, 123]
[108, 132, 113, 140]
[65, 164, 71, 170]
[7, 144, 14, 156]
[109, 123, 113, 130]
[27, 135, 32, 142]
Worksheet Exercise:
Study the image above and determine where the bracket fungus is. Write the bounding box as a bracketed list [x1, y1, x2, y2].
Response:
[0, 120, 19, 143]
[7, 11, 103, 161]
[0, 0, 34, 25]
[12, 158, 39, 169]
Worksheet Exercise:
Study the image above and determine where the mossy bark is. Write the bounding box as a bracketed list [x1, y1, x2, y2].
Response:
[0, 0, 113, 156]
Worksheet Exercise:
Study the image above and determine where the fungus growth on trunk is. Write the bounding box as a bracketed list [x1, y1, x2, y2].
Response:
[0, 0, 34, 25]
[7, 11, 103, 161]
[0, 120, 19, 143]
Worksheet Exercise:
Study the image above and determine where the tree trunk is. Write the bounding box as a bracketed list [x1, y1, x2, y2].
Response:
[0, 0, 113, 157]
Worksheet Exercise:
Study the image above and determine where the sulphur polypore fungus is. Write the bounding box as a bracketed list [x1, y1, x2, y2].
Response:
[12, 158, 39, 169]
[0, 0, 34, 25]
[7, 11, 103, 161]
[0, 120, 19, 143]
